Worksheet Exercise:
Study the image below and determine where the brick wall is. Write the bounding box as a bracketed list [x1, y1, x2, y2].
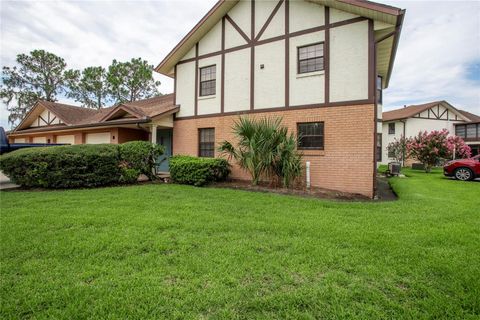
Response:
[173, 104, 375, 197]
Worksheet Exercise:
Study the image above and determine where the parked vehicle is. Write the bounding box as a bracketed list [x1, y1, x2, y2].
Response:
[443, 155, 480, 181]
[0, 127, 66, 155]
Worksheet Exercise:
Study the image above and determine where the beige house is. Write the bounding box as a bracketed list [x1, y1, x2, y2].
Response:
[9, 0, 406, 198]
[381, 101, 480, 164]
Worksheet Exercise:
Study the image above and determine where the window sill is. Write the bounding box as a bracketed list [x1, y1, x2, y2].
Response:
[299, 149, 325, 157]
[198, 95, 216, 101]
[296, 70, 325, 79]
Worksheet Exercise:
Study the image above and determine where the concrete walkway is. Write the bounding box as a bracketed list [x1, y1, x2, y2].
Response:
[0, 171, 19, 190]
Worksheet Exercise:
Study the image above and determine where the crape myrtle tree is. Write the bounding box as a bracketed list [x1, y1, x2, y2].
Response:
[407, 129, 471, 173]
[386, 135, 408, 164]
[0, 50, 73, 125]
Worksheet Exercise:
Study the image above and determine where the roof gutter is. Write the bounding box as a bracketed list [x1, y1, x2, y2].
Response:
[9, 118, 151, 136]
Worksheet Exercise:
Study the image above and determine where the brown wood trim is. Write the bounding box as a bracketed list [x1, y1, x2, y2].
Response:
[221, 17, 225, 114]
[375, 30, 396, 44]
[174, 99, 374, 120]
[336, 0, 403, 16]
[372, 19, 378, 199]
[324, 6, 330, 104]
[194, 43, 199, 116]
[177, 16, 364, 65]
[386, 10, 405, 87]
[250, 0, 255, 110]
[255, 0, 284, 41]
[368, 19, 374, 101]
[225, 14, 251, 44]
[173, 64, 177, 106]
[330, 16, 367, 29]
[285, 0, 289, 108]
[439, 108, 448, 119]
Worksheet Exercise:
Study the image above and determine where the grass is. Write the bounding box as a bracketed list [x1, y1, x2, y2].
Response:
[1, 169, 479, 319]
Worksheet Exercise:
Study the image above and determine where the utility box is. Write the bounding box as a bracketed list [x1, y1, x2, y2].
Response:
[388, 162, 401, 176]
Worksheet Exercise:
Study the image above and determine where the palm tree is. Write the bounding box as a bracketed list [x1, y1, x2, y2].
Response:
[218, 116, 302, 187]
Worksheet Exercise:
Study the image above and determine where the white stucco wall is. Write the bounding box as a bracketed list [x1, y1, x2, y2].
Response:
[330, 8, 359, 23]
[329, 20, 369, 102]
[289, 31, 325, 106]
[176, 61, 196, 117]
[254, 40, 285, 109]
[198, 56, 222, 115]
[174, 0, 373, 116]
[289, 1, 325, 33]
[30, 109, 61, 127]
[199, 21, 222, 55]
[224, 48, 251, 112]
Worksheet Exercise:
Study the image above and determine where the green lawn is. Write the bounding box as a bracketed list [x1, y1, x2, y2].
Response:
[1, 169, 479, 319]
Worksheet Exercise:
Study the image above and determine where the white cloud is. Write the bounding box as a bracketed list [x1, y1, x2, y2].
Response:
[0, 0, 479, 129]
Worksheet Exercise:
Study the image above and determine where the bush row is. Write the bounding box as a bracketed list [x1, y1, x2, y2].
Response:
[169, 155, 230, 186]
[0, 141, 163, 188]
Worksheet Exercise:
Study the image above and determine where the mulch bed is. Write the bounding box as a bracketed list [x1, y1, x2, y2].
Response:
[210, 179, 372, 201]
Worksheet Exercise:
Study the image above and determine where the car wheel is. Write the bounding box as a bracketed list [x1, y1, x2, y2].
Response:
[454, 167, 473, 181]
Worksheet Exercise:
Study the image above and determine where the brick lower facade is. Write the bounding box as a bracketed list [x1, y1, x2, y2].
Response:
[173, 104, 376, 198]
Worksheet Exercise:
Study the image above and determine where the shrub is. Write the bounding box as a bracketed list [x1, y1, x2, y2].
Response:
[0, 144, 121, 188]
[170, 155, 230, 186]
[386, 135, 408, 163]
[119, 141, 164, 179]
[407, 129, 471, 172]
[218, 116, 303, 187]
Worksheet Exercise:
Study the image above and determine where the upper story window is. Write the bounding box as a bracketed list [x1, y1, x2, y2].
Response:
[455, 125, 466, 138]
[466, 124, 477, 139]
[377, 76, 383, 104]
[297, 43, 324, 74]
[199, 65, 216, 97]
[388, 123, 395, 134]
[297, 122, 324, 150]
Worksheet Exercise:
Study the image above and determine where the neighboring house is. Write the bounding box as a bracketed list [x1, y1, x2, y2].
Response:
[380, 101, 479, 164]
[7, 94, 177, 148]
[7, 0, 406, 198]
[454, 121, 480, 156]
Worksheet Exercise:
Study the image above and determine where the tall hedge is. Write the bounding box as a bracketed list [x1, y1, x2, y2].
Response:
[0, 144, 121, 188]
[170, 155, 230, 186]
[0, 141, 164, 188]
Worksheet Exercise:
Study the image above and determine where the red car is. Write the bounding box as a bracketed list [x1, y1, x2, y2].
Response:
[443, 155, 480, 181]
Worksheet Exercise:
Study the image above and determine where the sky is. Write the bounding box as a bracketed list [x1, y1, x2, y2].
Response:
[0, 0, 479, 129]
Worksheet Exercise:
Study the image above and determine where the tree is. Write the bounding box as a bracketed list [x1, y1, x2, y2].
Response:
[386, 135, 408, 164]
[407, 129, 471, 172]
[0, 50, 71, 125]
[218, 117, 303, 187]
[65, 66, 112, 109]
[107, 58, 161, 103]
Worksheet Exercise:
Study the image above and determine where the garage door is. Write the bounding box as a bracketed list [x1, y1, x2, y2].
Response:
[32, 137, 46, 143]
[85, 132, 111, 144]
[14, 138, 26, 143]
[56, 135, 75, 145]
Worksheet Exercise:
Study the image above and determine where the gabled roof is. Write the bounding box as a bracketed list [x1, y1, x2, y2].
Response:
[155, 0, 405, 87]
[457, 109, 480, 122]
[382, 101, 477, 122]
[13, 94, 177, 133]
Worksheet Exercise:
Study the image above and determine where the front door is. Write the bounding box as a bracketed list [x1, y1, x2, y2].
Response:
[156, 129, 172, 172]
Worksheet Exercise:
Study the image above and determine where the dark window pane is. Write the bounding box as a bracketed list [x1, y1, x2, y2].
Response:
[199, 128, 215, 157]
[455, 125, 466, 138]
[377, 133, 382, 162]
[297, 122, 324, 149]
[388, 123, 395, 134]
[199, 66, 216, 96]
[467, 124, 477, 138]
[298, 43, 324, 74]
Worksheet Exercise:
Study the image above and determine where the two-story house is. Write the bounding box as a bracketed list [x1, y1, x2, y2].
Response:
[155, 0, 405, 198]
[7, 0, 406, 198]
[381, 101, 480, 164]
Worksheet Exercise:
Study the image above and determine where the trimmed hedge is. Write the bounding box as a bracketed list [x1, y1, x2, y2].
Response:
[0, 141, 164, 189]
[119, 141, 164, 179]
[0, 144, 120, 188]
[170, 155, 230, 186]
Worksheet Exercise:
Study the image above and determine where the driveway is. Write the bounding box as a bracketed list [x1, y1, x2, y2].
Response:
[0, 171, 19, 190]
